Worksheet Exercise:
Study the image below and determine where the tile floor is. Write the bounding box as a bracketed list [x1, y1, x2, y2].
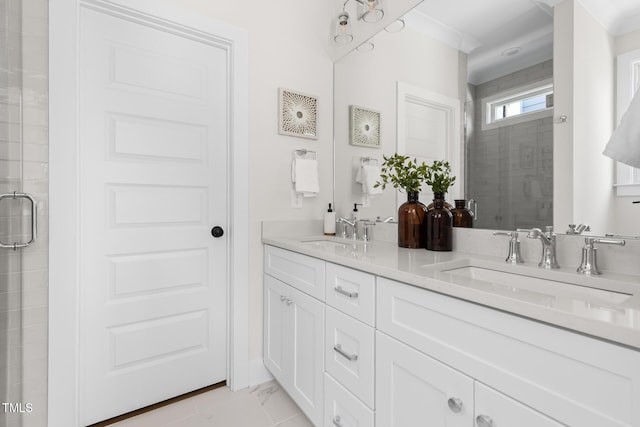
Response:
[108, 381, 313, 427]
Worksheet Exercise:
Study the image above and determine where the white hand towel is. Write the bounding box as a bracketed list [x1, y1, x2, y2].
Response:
[292, 158, 319, 197]
[360, 165, 383, 196]
[604, 89, 640, 168]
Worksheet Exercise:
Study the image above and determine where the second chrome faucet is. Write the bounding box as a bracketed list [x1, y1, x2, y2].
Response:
[526, 226, 560, 269]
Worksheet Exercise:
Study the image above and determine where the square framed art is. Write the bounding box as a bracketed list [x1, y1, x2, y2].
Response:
[278, 88, 318, 139]
[350, 105, 380, 148]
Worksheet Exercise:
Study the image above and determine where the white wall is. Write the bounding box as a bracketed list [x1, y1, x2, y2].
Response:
[572, 0, 615, 234]
[613, 29, 640, 235]
[166, 0, 335, 382]
[554, 0, 615, 235]
[553, 0, 575, 230]
[334, 27, 464, 221]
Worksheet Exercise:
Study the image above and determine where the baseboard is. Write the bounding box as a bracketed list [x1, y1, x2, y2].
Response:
[249, 358, 273, 386]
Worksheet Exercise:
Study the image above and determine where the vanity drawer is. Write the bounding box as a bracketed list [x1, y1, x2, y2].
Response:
[324, 373, 374, 427]
[376, 277, 640, 427]
[325, 263, 375, 326]
[325, 306, 375, 408]
[264, 245, 325, 301]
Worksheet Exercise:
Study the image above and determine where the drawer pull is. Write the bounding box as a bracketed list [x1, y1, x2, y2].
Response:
[335, 286, 358, 299]
[334, 344, 358, 361]
[333, 415, 343, 427]
[476, 415, 494, 427]
[280, 295, 287, 302]
[286, 298, 293, 305]
[447, 397, 463, 413]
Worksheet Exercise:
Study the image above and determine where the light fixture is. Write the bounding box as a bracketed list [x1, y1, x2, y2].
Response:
[333, 0, 385, 45]
[358, 0, 384, 23]
[334, 12, 354, 44]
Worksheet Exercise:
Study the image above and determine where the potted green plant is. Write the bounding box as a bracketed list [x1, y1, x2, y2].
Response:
[424, 160, 456, 196]
[375, 154, 430, 248]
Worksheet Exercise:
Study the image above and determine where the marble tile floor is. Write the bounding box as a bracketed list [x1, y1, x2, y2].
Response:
[107, 381, 313, 427]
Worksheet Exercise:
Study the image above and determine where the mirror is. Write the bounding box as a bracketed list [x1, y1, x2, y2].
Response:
[333, 0, 640, 235]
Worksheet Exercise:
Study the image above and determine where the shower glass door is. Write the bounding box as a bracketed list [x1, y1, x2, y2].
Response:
[1, 0, 49, 425]
[1, 0, 26, 425]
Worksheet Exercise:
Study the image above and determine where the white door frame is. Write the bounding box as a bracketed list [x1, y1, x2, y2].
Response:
[396, 81, 463, 201]
[48, 1, 249, 425]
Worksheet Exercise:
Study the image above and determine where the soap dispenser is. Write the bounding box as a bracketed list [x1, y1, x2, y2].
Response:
[351, 203, 360, 222]
[324, 203, 336, 236]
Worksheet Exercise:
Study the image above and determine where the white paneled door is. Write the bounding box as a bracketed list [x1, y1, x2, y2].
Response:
[78, 6, 228, 424]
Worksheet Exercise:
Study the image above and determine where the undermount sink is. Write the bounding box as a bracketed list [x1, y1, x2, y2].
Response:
[425, 260, 634, 308]
[299, 239, 358, 249]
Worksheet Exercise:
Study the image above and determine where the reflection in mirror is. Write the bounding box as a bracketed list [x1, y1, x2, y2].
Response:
[334, 0, 556, 231]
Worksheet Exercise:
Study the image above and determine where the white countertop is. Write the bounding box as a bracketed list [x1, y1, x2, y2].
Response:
[263, 235, 640, 350]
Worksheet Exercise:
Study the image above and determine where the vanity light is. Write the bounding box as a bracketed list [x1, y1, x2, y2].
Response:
[358, 0, 384, 23]
[334, 12, 354, 44]
[333, 0, 385, 45]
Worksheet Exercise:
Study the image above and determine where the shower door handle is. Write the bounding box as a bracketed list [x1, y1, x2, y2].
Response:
[0, 192, 38, 250]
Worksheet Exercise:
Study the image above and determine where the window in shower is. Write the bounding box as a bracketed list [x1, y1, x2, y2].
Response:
[482, 78, 554, 130]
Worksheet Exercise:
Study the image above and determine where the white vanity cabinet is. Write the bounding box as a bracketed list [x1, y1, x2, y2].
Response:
[376, 331, 565, 427]
[263, 246, 325, 426]
[263, 243, 640, 427]
[377, 276, 640, 427]
[324, 263, 376, 427]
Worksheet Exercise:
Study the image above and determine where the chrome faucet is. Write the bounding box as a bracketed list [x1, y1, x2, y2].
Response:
[527, 226, 560, 269]
[337, 217, 356, 240]
[567, 223, 591, 235]
[376, 216, 396, 223]
[577, 237, 625, 275]
[493, 231, 524, 264]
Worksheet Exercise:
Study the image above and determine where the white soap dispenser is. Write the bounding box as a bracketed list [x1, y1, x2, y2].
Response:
[324, 203, 336, 236]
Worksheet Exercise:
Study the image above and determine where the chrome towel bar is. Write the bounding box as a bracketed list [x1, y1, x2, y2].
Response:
[0, 192, 37, 250]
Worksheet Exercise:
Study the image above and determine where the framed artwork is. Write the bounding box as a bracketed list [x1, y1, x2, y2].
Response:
[350, 105, 380, 148]
[278, 88, 318, 139]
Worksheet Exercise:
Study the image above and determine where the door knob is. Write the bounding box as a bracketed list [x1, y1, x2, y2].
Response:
[211, 226, 224, 238]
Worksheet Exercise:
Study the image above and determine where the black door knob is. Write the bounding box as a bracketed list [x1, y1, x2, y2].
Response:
[211, 226, 224, 238]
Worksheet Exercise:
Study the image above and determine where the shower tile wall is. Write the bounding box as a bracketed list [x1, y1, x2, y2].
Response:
[467, 60, 553, 230]
[0, 0, 48, 425]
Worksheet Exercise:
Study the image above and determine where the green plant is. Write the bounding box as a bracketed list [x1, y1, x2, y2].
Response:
[425, 160, 456, 194]
[374, 153, 429, 193]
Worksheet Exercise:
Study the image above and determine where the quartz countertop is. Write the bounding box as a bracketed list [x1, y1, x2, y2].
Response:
[263, 235, 640, 350]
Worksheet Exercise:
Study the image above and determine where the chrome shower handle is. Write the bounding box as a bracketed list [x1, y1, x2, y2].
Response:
[0, 192, 38, 250]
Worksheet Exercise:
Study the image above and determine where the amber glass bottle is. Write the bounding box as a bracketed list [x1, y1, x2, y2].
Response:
[451, 199, 474, 228]
[397, 191, 428, 248]
[426, 192, 452, 251]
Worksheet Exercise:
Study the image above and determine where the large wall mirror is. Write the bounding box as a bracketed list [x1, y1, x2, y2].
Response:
[333, 0, 640, 236]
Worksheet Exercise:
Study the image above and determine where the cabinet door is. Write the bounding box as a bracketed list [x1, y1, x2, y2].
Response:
[290, 284, 325, 426]
[475, 382, 566, 427]
[325, 306, 375, 408]
[376, 332, 473, 427]
[263, 274, 290, 383]
[325, 373, 374, 427]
